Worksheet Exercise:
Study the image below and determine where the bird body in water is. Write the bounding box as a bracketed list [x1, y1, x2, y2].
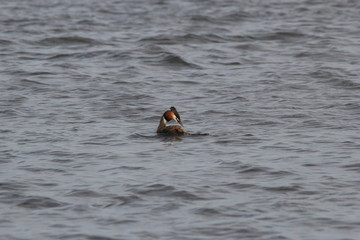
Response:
[157, 107, 186, 135]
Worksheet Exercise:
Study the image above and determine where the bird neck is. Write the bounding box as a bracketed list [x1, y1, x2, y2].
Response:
[157, 116, 167, 131]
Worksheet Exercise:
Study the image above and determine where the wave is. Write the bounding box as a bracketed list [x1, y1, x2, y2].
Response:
[140, 33, 226, 44]
[140, 45, 201, 69]
[133, 184, 205, 200]
[311, 70, 360, 89]
[17, 195, 67, 209]
[36, 36, 100, 46]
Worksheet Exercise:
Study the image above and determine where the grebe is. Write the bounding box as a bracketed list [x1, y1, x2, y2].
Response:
[157, 106, 186, 135]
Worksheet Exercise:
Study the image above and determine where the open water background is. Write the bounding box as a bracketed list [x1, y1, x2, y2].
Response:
[1, 0, 360, 239]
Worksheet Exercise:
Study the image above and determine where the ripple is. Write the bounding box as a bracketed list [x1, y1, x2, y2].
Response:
[341, 163, 360, 172]
[171, 80, 200, 85]
[225, 183, 256, 190]
[99, 166, 147, 172]
[48, 50, 109, 60]
[110, 195, 142, 207]
[0, 39, 13, 45]
[193, 208, 221, 216]
[218, 11, 251, 22]
[311, 70, 360, 89]
[134, 184, 204, 200]
[66, 189, 103, 198]
[35, 36, 100, 46]
[161, 53, 200, 69]
[0, 182, 28, 191]
[251, 31, 306, 41]
[190, 226, 263, 238]
[49, 234, 119, 240]
[19, 79, 49, 86]
[17, 196, 66, 209]
[280, 113, 309, 119]
[97, 218, 137, 226]
[140, 33, 226, 44]
[151, 202, 183, 212]
[187, 132, 210, 136]
[327, 78, 360, 89]
[19, 167, 65, 173]
[141, 50, 201, 69]
[238, 166, 270, 174]
[263, 185, 302, 193]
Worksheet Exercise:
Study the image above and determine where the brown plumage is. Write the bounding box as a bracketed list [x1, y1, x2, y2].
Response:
[157, 107, 186, 135]
[158, 125, 186, 135]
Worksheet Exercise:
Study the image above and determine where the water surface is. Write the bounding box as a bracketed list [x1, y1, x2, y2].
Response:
[1, 0, 360, 239]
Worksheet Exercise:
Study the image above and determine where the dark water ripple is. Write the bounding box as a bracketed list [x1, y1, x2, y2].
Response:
[1, 0, 360, 239]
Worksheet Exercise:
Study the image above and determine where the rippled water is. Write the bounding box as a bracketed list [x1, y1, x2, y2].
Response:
[1, 0, 360, 239]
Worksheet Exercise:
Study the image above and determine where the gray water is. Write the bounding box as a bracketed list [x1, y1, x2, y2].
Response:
[1, 0, 360, 239]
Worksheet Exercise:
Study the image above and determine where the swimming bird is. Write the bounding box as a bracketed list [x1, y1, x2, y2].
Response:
[157, 106, 186, 135]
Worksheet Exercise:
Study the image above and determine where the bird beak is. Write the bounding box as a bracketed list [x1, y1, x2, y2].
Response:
[176, 117, 184, 127]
